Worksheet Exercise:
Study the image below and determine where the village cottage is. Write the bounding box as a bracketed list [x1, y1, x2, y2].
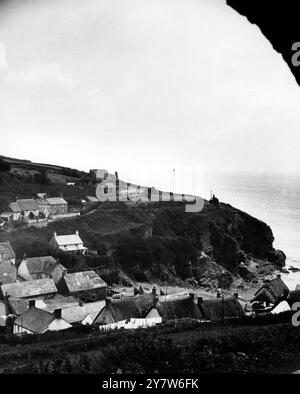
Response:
[197, 294, 245, 321]
[18, 255, 67, 283]
[1, 278, 57, 300]
[157, 294, 202, 322]
[36, 295, 105, 326]
[56, 270, 107, 301]
[13, 301, 71, 335]
[37, 196, 68, 218]
[9, 199, 39, 222]
[94, 293, 162, 330]
[49, 231, 88, 255]
[251, 274, 289, 309]
[0, 212, 13, 222]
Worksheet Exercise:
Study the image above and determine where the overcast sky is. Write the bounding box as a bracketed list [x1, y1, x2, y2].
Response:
[1, 0, 300, 194]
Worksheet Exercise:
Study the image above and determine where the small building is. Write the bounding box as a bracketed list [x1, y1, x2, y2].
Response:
[13, 302, 71, 335]
[9, 203, 21, 221]
[157, 295, 202, 322]
[59, 305, 87, 325]
[94, 293, 159, 326]
[45, 197, 68, 216]
[49, 231, 88, 255]
[56, 270, 107, 301]
[18, 255, 67, 283]
[8, 297, 47, 316]
[0, 241, 16, 265]
[251, 275, 289, 307]
[198, 295, 245, 321]
[10, 199, 39, 222]
[0, 212, 13, 222]
[1, 278, 57, 300]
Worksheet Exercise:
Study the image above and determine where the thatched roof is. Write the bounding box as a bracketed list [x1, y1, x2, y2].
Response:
[157, 297, 202, 321]
[94, 293, 156, 324]
[107, 300, 141, 322]
[198, 296, 245, 321]
[251, 277, 289, 304]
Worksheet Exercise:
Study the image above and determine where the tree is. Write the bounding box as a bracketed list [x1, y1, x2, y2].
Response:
[34, 169, 50, 184]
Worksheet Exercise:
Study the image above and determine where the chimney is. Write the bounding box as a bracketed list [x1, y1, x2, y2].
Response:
[217, 292, 221, 298]
[152, 286, 157, 296]
[105, 298, 111, 307]
[28, 300, 35, 308]
[54, 232, 57, 237]
[76, 230, 79, 236]
[23, 253, 27, 261]
[277, 274, 281, 279]
[54, 309, 62, 319]
[233, 293, 239, 300]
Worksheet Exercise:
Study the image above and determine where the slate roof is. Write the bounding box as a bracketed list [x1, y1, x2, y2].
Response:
[46, 197, 68, 205]
[198, 296, 245, 321]
[157, 297, 202, 321]
[9, 202, 20, 213]
[14, 307, 56, 334]
[0, 241, 16, 261]
[42, 295, 79, 313]
[0, 212, 13, 218]
[251, 277, 289, 304]
[81, 300, 106, 316]
[63, 271, 107, 293]
[8, 298, 47, 315]
[54, 233, 84, 246]
[61, 305, 86, 324]
[1, 278, 57, 298]
[24, 256, 65, 276]
[25, 256, 56, 273]
[16, 199, 38, 211]
[8, 298, 29, 315]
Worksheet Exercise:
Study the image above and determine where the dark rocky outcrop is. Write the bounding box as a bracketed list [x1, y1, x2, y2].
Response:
[227, 1, 300, 87]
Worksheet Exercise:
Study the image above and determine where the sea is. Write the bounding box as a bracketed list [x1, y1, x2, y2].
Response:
[201, 172, 300, 290]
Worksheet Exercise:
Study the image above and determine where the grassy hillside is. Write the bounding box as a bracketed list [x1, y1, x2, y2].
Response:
[0, 155, 96, 212]
[0, 313, 298, 374]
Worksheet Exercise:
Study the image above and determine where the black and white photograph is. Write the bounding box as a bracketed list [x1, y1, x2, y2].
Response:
[0, 0, 300, 382]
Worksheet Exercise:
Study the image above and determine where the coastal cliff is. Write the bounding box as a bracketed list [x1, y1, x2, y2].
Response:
[0, 156, 285, 290]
